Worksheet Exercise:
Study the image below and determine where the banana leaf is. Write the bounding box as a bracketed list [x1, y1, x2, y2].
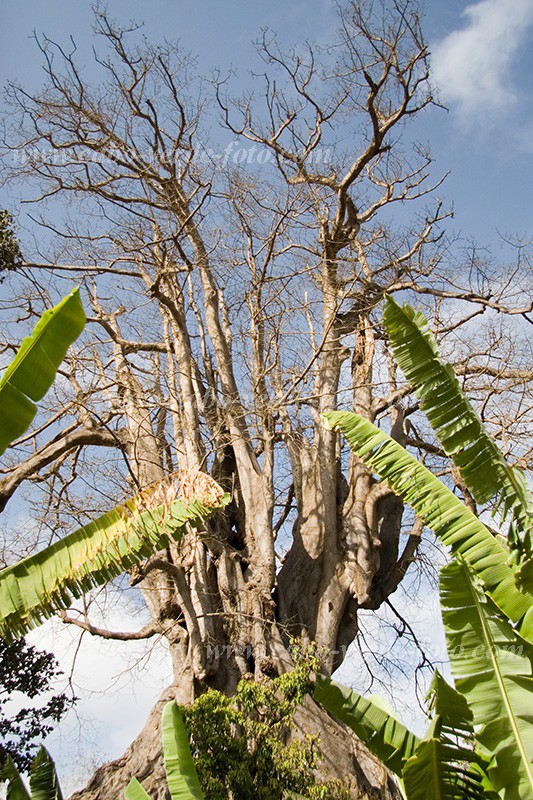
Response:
[322, 411, 533, 644]
[124, 778, 152, 800]
[402, 674, 490, 800]
[383, 296, 532, 568]
[441, 560, 533, 800]
[0, 478, 230, 639]
[426, 671, 472, 733]
[0, 288, 86, 455]
[313, 674, 419, 778]
[1, 756, 31, 800]
[162, 701, 204, 800]
[28, 748, 63, 800]
[403, 725, 488, 800]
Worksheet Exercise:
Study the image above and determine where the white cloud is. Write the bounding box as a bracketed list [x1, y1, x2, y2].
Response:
[26, 590, 172, 795]
[431, 0, 533, 123]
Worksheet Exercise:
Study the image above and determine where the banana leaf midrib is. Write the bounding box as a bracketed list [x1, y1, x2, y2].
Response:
[457, 562, 533, 789]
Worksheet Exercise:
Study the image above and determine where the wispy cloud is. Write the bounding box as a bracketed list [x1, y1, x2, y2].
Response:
[431, 0, 533, 123]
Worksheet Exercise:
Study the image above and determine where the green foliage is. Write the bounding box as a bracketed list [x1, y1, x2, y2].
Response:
[313, 675, 420, 777]
[26, 748, 63, 800]
[0, 488, 230, 640]
[124, 654, 348, 800]
[161, 701, 204, 800]
[0, 658, 346, 800]
[314, 673, 494, 799]
[0, 638, 74, 772]
[0, 287, 86, 455]
[1, 747, 63, 800]
[441, 561, 533, 799]
[0, 212, 22, 275]
[322, 411, 533, 645]
[1, 755, 30, 800]
[382, 295, 532, 574]
[124, 777, 151, 799]
[401, 673, 490, 800]
[180, 658, 348, 800]
[2, 664, 348, 800]
[315, 297, 533, 799]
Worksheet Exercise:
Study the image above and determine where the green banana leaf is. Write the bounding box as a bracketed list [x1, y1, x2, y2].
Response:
[1, 756, 31, 800]
[0, 482, 230, 639]
[161, 701, 204, 800]
[1, 749, 63, 800]
[403, 721, 486, 800]
[383, 296, 532, 567]
[124, 778, 152, 800]
[28, 748, 63, 800]
[426, 671, 472, 733]
[402, 674, 490, 800]
[124, 703, 205, 800]
[322, 411, 533, 644]
[0, 288, 86, 455]
[441, 560, 533, 800]
[313, 674, 420, 778]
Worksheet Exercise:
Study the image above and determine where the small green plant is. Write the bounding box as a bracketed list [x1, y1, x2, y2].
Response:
[179, 654, 348, 800]
[126, 652, 348, 800]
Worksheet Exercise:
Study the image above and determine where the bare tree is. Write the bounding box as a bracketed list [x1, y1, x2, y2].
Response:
[0, 2, 531, 796]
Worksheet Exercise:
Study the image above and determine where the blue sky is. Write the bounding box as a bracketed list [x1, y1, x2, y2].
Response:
[0, 0, 532, 790]
[1, 0, 533, 246]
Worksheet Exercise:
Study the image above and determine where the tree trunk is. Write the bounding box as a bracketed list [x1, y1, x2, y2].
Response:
[69, 686, 401, 800]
